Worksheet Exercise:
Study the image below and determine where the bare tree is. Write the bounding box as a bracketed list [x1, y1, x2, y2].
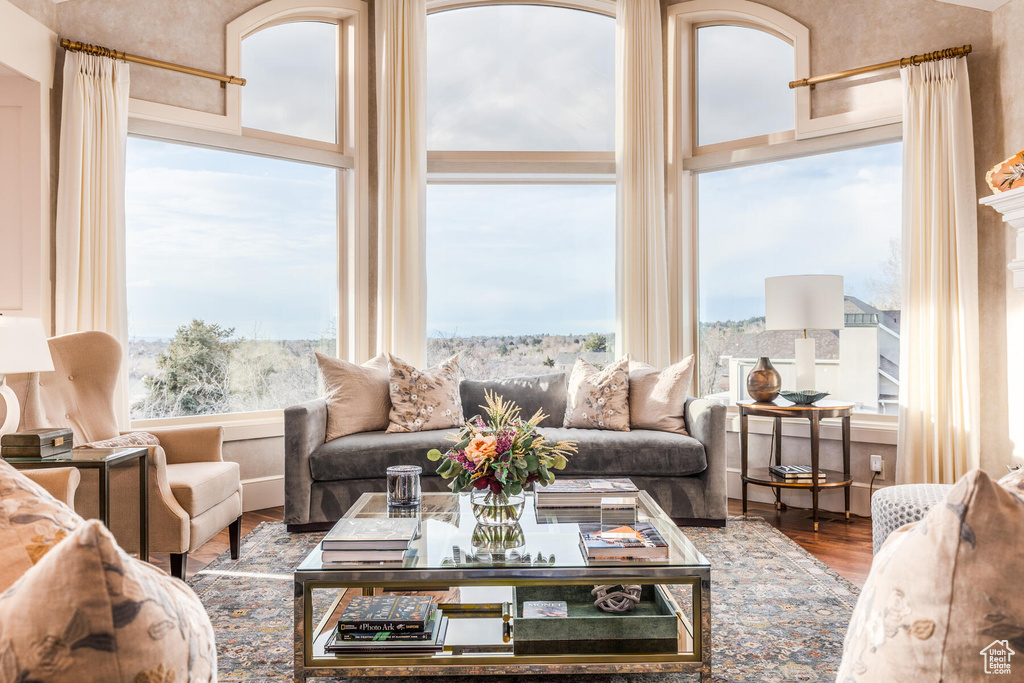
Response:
[698, 324, 730, 397]
[869, 238, 902, 311]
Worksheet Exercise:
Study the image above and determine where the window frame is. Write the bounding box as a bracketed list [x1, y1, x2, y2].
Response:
[125, 0, 370, 434]
[665, 0, 901, 434]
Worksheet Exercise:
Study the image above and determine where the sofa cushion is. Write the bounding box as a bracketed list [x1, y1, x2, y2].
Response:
[310, 429, 461, 482]
[540, 428, 707, 478]
[563, 356, 631, 431]
[166, 460, 240, 517]
[629, 356, 695, 435]
[0, 459, 84, 592]
[0, 520, 217, 682]
[387, 354, 465, 433]
[317, 352, 392, 440]
[460, 373, 567, 428]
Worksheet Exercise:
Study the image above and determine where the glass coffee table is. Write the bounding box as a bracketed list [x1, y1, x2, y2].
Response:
[294, 490, 711, 681]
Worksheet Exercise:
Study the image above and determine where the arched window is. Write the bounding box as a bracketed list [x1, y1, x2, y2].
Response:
[126, 2, 368, 422]
[424, 3, 616, 378]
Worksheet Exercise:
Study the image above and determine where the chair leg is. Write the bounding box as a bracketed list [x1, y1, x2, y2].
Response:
[229, 516, 242, 560]
[170, 552, 188, 581]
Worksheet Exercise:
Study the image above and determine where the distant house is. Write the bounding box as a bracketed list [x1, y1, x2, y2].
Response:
[555, 351, 614, 369]
[711, 297, 899, 414]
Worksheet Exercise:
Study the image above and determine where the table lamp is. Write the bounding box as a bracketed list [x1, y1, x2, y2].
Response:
[764, 275, 844, 391]
[0, 317, 54, 437]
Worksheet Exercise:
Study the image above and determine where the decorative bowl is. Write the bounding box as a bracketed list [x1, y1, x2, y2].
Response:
[779, 390, 829, 405]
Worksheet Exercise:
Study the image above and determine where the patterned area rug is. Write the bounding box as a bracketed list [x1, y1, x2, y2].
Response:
[189, 518, 858, 682]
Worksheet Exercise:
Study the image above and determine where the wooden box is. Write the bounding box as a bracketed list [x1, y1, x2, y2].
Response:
[512, 584, 679, 655]
[1, 428, 74, 459]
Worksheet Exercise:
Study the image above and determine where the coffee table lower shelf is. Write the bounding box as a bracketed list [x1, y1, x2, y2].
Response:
[294, 577, 711, 681]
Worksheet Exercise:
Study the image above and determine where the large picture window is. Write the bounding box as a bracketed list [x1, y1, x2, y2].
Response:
[125, 139, 338, 418]
[697, 143, 903, 414]
[425, 4, 616, 378]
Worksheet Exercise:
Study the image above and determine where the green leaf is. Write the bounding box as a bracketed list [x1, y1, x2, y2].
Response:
[455, 438, 470, 451]
[520, 436, 534, 450]
[552, 454, 567, 470]
[506, 481, 523, 496]
[524, 454, 540, 472]
[427, 449, 443, 462]
[538, 464, 549, 481]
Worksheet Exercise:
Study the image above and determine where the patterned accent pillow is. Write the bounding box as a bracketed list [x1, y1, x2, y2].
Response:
[317, 353, 392, 440]
[628, 355, 695, 435]
[0, 520, 217, 682]
[0, 460, 84, 592]
[837, 469, 1024, 681]
[563, 356, 630, 431]
[386, 354, 465, 433]
[80, 432, 160, 449]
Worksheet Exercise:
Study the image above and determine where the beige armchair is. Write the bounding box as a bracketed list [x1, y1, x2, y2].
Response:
[9, 331, 242, 579]
[22, 467, 81, 508]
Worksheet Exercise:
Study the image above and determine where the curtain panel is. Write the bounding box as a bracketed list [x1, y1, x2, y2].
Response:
[54, 52, 130, 426]
[897, 57, 981, 485]
[376, 0, 428, 366]
[615, 0, 671, 368]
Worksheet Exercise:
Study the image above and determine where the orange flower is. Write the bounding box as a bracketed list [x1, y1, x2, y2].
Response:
[464, 434, 497, 465]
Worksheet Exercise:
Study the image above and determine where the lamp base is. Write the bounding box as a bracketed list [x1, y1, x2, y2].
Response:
[0, 379, 21, 438]
[794, 336, 816, 391]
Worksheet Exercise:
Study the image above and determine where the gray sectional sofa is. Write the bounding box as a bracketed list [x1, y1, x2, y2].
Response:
[285, 372, 727, 531]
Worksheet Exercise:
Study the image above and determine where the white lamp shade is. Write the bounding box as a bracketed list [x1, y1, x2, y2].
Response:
[765, 275, 845, 331]
[0, 317, 54, 374]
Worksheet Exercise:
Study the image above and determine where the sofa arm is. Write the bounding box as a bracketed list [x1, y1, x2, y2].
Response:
[285, 399, 328, 526]
[133, 425, 224, 465]
[23, 467, 81, 508]
[685, 398, 728, 521]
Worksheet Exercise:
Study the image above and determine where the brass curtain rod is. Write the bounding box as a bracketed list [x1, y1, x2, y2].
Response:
[60, 39, 246, 86]
[789, 44, 971, 89]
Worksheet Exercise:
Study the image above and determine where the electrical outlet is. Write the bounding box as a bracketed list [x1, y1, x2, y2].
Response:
[870, 454, 885, 479]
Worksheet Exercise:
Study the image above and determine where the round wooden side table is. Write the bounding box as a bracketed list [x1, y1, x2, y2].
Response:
[737, 398, 855, 532]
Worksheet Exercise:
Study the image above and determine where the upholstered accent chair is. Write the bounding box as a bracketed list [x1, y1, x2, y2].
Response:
[8, 331, 242, 579]
[20, 467, 81, 507]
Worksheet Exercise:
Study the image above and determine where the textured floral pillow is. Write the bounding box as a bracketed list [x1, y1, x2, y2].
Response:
[0, 459, 84, 592]
[0, 520, 217, 682]
[386, 354, 465, 433]
[563, 356, 630, 430]
[837, 469, 1024, 681]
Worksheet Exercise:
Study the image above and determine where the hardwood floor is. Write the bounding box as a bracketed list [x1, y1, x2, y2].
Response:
[156, 501, 874, 589]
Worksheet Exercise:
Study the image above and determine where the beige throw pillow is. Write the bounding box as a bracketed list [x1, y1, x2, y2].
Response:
[837, 469, 1024, 681]
[0, 520, 217, 682]
[80, 431, 160, 449]
[563, 356, 630, 431]
[628, 355, 695, 435]
[0, 460, 84, 592]
[317, 352, 392, 440]
[386, 354, 464, 433]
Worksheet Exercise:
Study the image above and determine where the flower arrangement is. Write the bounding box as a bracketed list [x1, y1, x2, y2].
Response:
[427, 390, 577, 497]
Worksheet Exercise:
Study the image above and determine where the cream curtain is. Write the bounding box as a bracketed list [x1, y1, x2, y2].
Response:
[376, 0, 427, 366]
[897, 57, 980, 485]
[55, 52, 131, 426]
[615, 0, 671, 368]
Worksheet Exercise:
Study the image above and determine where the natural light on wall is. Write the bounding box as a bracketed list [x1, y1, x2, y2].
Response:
[425, 5, 616, 379]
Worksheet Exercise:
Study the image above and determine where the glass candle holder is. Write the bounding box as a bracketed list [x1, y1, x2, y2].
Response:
[387, 465, 422, 507]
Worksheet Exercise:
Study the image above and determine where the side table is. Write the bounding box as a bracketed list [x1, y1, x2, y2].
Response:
[737, 399, 854, 532]
[3, 446, 149, 560]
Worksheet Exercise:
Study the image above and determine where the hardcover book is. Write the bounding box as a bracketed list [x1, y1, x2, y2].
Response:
[337, 606, 439, 641]
[326, 614, 449, 653]
[322, 518, 420, 550]
[336, 595, 433, 632]
[535, 478, 639, 508]
[578, 522, 669, 560]
[769, 465, 825, 481]
[522, 601, 568, 618]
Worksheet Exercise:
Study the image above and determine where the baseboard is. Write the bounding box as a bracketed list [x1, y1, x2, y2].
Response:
[726, 467, 880, 518]
[241, 474, 284, 512]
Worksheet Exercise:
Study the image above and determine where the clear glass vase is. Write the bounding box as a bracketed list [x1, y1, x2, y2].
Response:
[470, 488, 526, 526]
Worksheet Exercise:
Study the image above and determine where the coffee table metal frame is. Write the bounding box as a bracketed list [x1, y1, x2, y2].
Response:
[293, 491, 711, 681]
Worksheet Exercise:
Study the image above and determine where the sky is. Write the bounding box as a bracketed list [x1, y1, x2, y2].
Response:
[123, 7, 901, 341]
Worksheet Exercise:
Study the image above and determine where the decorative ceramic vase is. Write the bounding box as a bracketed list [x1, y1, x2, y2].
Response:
[746, 357, 782, 402]
[470, 488, 526, 526]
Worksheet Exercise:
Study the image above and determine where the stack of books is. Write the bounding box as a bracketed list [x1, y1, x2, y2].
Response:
[535, 478, 640, 509]
[325, 595, 448, 654]
[578, 522, 669, 561]
[320, 518, 419, 564]
[769, 464, 826, 483]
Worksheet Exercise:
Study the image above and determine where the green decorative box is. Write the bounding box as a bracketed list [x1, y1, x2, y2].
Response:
[512, 584, 679, 655]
